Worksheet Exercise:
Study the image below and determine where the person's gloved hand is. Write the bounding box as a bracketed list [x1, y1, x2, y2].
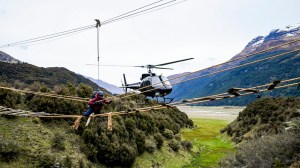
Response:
[94, 101, 101, 105]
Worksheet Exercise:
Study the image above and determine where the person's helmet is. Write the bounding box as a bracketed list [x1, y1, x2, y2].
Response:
[97, 91, 104, 97]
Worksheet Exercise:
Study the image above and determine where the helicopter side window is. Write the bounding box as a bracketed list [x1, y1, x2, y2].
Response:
[145, 80, 151, 86]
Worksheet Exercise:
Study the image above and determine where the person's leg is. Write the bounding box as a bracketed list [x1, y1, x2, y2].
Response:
[83, 107, 93, 116]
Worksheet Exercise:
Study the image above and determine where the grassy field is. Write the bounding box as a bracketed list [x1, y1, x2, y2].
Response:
[181, 118, 235, 168]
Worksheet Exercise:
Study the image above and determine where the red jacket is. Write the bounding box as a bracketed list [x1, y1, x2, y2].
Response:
[88, 94, 111, 113]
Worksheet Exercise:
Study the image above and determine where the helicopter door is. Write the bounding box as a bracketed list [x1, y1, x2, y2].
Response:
[151, 76, 171, 89]
[159, 76, 172, 89]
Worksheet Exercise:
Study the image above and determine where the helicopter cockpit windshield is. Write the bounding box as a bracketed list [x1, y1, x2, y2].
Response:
[151, 76, 172, 89]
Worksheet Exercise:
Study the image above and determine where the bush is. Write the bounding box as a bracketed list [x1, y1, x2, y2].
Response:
[0, 139, 21, 162]
[168, 139, 180, 152]
[51, 133, 65, 151]
[220, 131, 300, 168]
[163, 129, 174, 139]
[181, 141, 193, 151]
[174, 134, 181, 141]
[32, 117, 40, 124]
[134, 129, 146, 154]
[64, 156, 72, 168]
[145, 139, 156, 153]
[37, 154, 57, 168]
[118, 144, 137, 167]
[154, 133, 164, 149]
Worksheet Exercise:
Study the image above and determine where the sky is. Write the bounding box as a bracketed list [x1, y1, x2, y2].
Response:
[0, 0, 300, 86]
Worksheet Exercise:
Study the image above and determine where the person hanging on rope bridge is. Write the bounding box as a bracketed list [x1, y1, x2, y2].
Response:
[83, 91, 112, 117]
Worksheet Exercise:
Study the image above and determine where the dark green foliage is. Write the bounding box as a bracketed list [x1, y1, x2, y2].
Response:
[78, 105, 193, 167]
[168, 139, 181, 152]
[181, 141, 193, 151]
[77, 83, 93, 98]
[174, 134, 181, 141]
[221, 97, 300, 142]
[51, 133, 65, 151]
[134, 129, 146, 154]
[145, 139, 156, 153]
[0, 82, 193, 167]
[221, 126, 300, 168]
[154, 133, 164, 149]
[64, 156, 72, 168]
[0, 61, 109, 92]
[221, 98, 300, 168]
[163, 129, 174, 139]
[0, 89, 22, 109]
[37, 154, 57, 168]
[0, 138, 21, 162]
[79, 159, 85, 168]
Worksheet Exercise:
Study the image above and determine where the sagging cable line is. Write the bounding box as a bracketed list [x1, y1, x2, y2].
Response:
[102, 0, 164, 23]
[177, 77, 300, 105]
[119, 38, 300, 99]
[108, 0, 188, 24]
[1, 76, 299, 131]
[32, 77, 300, 131]
[0, 25, 95, 48]
[0, 0, 186, 49]
[101, 0, 181, 25]
[0, 48, 299, 103]
[120, 48, 300, 99]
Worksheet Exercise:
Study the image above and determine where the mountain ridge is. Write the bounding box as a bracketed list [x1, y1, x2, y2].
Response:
[168, 23, 300, 105]
[0, 50, 21, 63]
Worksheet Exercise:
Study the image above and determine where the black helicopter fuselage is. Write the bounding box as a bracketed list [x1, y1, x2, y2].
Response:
[139, 73, 172, 98]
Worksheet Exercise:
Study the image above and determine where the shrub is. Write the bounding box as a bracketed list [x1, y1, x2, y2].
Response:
[37, 154, 57, 168]
[145, 139, 156, 153]
[32, 117, 40, 124]
[51, 133, 65, 151]
[0, 139, 21, 162]
[220, 131, 300, 168]
[168, 139, 180, 152]
[174, 134, 181, 141]
[118, 144, 137, 167]
[64, 156, 72, 168]
[134, 129, 146, 154]
[154, 133, 164, 149]
[181, 141, 193, 151]
[163, 129, 174, 139]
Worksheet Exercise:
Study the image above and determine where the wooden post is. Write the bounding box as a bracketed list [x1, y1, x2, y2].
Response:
[107, 112, 113, 131]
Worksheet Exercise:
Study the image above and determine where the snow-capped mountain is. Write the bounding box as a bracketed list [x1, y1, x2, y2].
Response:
[233, 23, 300, 59]
[168, 23, 300, 105]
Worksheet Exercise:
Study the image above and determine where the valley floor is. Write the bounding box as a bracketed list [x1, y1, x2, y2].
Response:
[177, 106, 245, 122]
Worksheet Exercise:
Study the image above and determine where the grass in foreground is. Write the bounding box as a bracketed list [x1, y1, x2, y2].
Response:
[0, 116, 92, 167]
[181, 118, 235, 168]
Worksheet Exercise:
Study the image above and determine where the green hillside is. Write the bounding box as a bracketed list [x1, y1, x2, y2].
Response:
[170, 50, 300, 105]
[0, 88, 194, 167]
[220, 98, 300, 167]
[0, 61, 108, 93]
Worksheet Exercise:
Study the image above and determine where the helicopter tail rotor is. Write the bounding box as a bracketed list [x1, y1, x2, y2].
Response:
[123, 74, 128, 93]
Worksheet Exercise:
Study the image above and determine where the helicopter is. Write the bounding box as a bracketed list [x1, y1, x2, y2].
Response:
[120, 58, 194, 102]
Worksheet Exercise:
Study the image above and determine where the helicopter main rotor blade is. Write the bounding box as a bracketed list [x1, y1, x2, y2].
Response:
[154, 58, 194, 67]
[86, 64, 143, 68]
[155, 67, 174, 70]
